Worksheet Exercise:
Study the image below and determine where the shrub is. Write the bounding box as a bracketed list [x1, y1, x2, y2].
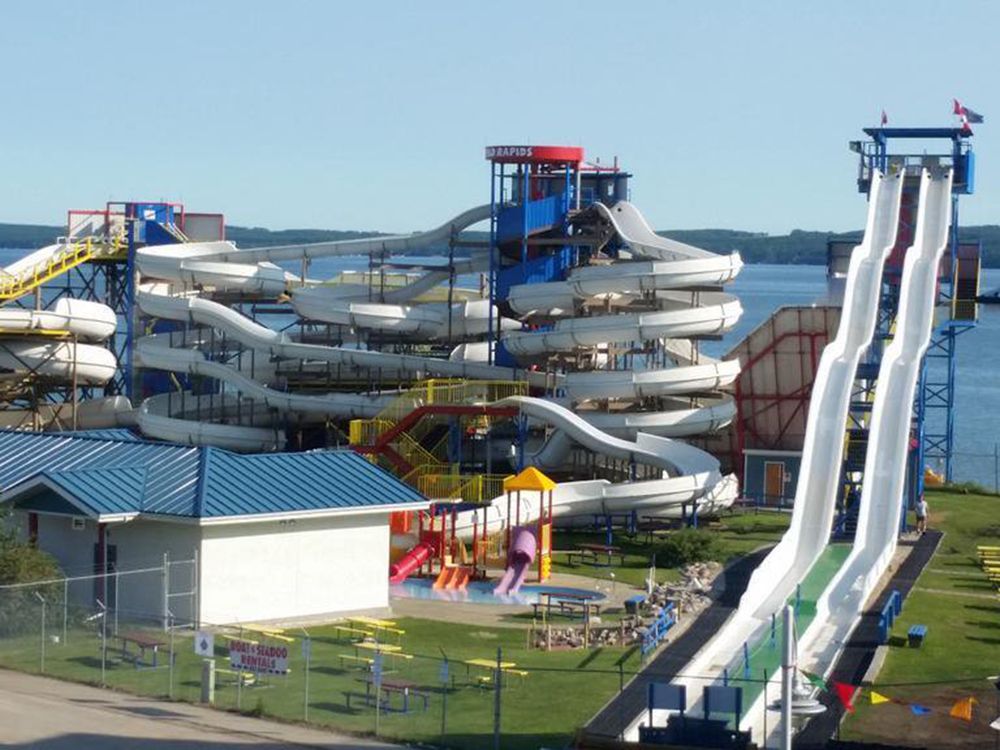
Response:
[653, 529, 724, 567]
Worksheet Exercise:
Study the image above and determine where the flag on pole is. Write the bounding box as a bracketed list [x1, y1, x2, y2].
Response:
[881, 110, 888, 126]
[953, 98, 964, 115]
[833, 681, 857, 712]
[949, 696, 977, 721]
[870, 691, 891, 705]
[910, 704, 932, 716]
[964, 107, 985, 124]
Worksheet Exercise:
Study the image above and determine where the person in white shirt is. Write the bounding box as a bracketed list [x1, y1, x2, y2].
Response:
[915, 497, 929, 534]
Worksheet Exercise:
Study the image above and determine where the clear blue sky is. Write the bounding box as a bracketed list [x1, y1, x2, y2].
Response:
[1, 1, 997, 235]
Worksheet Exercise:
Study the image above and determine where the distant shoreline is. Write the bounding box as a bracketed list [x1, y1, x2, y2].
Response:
[2, 222, 997, 267]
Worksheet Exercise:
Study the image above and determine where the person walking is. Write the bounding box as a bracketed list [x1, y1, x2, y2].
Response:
[915, 496, 929, 534]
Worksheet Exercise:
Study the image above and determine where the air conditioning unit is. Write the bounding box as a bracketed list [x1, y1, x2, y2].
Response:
[71, 517, 86, 531]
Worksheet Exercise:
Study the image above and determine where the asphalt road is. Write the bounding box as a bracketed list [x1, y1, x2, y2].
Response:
[0, 669, 399, 749]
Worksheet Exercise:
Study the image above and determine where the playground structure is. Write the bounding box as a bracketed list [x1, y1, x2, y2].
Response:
[628, 123, 981, 747]
[0, 146, 744, 590]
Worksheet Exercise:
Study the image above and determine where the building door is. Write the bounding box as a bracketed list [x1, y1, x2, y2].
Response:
[93, 543, 118, 609]
[764, 462, 786, 506]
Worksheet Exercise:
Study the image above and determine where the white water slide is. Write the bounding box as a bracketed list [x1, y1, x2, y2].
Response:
[131, 199, 742, 515]
[625, 169, 907, 742]
[0, 298, 118, 385]
[788, 169, 954, 715]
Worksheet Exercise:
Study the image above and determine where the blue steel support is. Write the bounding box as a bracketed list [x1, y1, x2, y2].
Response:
[123, 214, 138, 402]
[487, 162, 498, 365]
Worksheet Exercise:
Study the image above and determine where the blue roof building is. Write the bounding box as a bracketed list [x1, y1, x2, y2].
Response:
[0, 430, 431, 624]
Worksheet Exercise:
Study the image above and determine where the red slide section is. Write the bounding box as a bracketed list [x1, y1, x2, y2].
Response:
[389, 542, 434, 584]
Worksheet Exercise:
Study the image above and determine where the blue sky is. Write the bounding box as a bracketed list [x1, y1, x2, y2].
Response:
[1, 1, 997, 234]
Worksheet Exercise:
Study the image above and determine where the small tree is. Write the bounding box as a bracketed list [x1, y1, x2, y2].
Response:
[0, 509, 62, 637]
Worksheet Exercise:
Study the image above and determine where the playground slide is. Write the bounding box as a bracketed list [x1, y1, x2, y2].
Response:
[389, 541, 435, 584]
[792, 169, 953, 693]
[625, 169, 904, 740]
[494, 527, 537, 596]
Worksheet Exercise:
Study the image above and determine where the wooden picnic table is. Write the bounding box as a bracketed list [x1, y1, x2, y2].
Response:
[118, 631, 166, 669]
[348, 676, 429, 713]
[531, 590, 602, 620]
[567, 543, 625, 567]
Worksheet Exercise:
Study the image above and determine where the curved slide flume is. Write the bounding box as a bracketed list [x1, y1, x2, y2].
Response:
[627, 169, 905, 741]
[0, 298, 120, 385]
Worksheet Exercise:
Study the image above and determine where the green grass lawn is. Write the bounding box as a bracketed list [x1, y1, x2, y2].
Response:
[550, 509, 790, 588]
[840, 490, 1000, 748]
[0, 614, 644, 750]
[0, 509, 790, 749]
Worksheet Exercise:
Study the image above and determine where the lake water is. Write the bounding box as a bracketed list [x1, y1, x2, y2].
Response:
[1, 248, 996, 486]
[712, 264, 1000, 488]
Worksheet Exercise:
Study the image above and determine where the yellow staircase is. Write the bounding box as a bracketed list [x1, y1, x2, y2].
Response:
[349, 378, 527, 503]
[0, 237, 126, 303]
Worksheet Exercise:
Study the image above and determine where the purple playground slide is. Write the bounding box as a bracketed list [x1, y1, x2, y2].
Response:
[494, 527, 537, 596]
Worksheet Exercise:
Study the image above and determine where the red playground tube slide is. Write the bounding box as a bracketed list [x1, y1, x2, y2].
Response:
[389, 541, 434, 584]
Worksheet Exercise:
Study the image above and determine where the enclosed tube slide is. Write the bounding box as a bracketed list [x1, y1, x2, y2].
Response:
[493, 527, 537, 596]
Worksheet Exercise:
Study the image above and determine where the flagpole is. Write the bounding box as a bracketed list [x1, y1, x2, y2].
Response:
[781, 604, 794, 750]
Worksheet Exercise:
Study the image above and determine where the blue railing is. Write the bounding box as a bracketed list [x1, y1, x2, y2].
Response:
[496, 195, 565, 243]
[641, 602, 677, 658]
[878, 589, 902, 644]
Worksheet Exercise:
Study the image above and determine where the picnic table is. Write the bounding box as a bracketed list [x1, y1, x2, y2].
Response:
[349, 616, 405, 642]
[463, 658, 527, 687]
[566, 543, 625, 567]
[353, 640, 413, 668]
[117, 631, 167, 669]
[531, 590, 602, 620]
[347, 677, 429, 713]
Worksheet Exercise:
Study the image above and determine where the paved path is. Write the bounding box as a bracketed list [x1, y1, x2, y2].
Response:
[0, 669, 399, 749]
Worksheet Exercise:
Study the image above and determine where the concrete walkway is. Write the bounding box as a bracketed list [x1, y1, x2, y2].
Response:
[0, 669, 399, 749]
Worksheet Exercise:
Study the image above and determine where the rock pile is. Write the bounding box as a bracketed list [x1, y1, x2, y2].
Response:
[531, 561, 725, 650]
[649, 561, 722, 618]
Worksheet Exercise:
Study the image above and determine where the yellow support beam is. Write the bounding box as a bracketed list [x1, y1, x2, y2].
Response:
[0, 236, 126, 303]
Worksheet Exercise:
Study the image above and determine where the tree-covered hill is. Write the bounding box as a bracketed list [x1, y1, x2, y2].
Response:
[2, 221, 998, 267]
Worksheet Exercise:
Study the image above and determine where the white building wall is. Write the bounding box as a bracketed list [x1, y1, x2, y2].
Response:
[32, 512, 97, 579]
[198, 512, 391, 624]
[23, 513, 200, 623]
[109, 519, 200, 624]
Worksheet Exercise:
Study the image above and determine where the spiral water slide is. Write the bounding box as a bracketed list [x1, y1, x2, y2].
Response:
[133, 201, 740, 517]
[625, 169, 906, 742]
[0, 295, 118, 398]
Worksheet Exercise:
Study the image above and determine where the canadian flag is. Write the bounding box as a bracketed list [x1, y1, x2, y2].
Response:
[953, 99, 984, 135]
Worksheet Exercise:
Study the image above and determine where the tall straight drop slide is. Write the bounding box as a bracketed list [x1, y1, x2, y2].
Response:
[813, 167, 953, 631]
[633, 170, 904, 739]
[738, 168, 905, 618]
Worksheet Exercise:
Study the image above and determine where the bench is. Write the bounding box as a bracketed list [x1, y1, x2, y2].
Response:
[625, 594, 646, 615]
[907, 624, 928, 647]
